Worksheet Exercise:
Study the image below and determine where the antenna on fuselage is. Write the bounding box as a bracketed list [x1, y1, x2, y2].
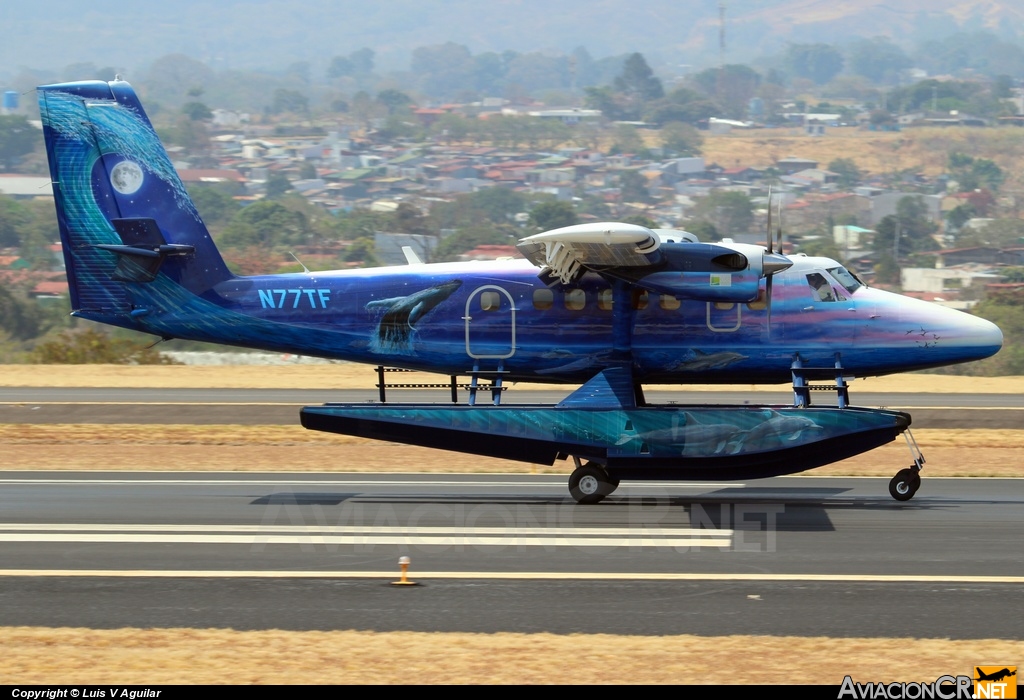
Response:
[288, 252, 310, 273]
[402, 246, 423, 265]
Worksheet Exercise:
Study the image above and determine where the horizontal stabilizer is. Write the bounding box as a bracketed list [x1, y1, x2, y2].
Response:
[97, 218, 195, 282]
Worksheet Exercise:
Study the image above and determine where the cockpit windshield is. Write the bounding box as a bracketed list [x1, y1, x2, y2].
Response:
[827, 266, 865, 295]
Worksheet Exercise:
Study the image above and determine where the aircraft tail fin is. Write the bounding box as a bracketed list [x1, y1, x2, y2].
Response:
[37, 80, 234, 327]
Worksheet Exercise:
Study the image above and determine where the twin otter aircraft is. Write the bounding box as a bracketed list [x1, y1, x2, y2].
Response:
[38, 80, 1003, 503]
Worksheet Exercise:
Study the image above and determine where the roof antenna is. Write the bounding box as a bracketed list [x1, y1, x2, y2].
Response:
[288, 251, 310, 273]
[402, 245, 423, 265]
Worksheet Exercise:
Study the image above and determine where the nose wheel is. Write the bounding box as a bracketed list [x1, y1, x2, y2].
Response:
[568, 460, 619, 504]
[888, 467, 922, 501]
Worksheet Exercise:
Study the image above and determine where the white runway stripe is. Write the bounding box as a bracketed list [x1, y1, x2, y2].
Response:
[0, 523, 733, 548]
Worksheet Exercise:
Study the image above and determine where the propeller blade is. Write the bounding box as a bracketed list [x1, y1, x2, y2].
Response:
[775, 198, 784, 253]
[766, 274, 773, 335]
[766, 186, 773, 255]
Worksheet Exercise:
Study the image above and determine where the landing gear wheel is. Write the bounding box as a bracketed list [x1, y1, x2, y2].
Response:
[889, 467, 921, 502]
[568, 462, 616, 504]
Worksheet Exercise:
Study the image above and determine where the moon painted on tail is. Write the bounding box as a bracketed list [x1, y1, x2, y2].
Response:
[110, 160, 144, 195]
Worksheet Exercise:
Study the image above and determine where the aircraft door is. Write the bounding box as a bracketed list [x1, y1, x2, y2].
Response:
[464, 285, 516, 359]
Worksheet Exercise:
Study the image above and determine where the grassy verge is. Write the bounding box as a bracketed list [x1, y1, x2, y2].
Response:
[1, 627, 1018, 684]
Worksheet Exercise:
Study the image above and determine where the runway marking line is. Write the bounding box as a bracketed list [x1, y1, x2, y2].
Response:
[0, 524, 734, 548]
[0, 570, 1022, 583]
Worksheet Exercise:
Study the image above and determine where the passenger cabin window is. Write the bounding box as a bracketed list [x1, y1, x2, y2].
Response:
[659, 294, 680, 311]
[565, 288, 586, 311]
[533, 289, 553, 310]
[806, 272, 836, 302]
[479, 291, 501, 311]
[632, 290, 649, 310]
[597, 288, 613, 311]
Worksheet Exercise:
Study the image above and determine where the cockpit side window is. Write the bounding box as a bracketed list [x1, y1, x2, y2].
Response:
[827, 266, 864, 295]
[806, 272, 836, 302]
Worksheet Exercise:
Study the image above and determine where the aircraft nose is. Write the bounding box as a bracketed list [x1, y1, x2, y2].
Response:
[940, 307, 1003, 361]
[966, 314, 1003, 353]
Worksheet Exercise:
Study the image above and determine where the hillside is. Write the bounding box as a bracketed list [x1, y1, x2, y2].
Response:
[2, 0, 1023, 77]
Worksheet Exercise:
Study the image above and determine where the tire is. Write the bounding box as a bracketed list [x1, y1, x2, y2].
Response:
[889, 468, 921, 502]
[569, 462, 614, 504]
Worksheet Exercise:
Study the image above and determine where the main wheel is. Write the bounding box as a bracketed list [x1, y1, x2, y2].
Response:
[888, 468, 921, 502]
[568, 462, 615, 504]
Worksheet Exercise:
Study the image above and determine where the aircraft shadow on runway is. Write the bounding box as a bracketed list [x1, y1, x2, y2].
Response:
[247, 487, 965, 535]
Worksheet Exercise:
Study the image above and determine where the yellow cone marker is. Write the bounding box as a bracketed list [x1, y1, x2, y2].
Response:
[391, 555, 419, 586]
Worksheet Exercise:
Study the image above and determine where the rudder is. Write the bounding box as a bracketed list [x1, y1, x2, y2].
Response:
[37, 79, 234, 327]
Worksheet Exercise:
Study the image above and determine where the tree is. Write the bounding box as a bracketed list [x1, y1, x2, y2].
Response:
[659, 121, 703, 156]
[0, 285, 40, 341]
[848, 38, 911, 84]
[873, 196, 939, 261]
[376, 89, 414, 115]
[188, 185, 240, 227]
[430, 188, 529, 230]
[269, 88, 309, 115]
[644, 87, 719, 126]
[608, 124, 647, 156]
[945, 203, 975, 233]
[393, 202, 433, 237]
[785, 44, 844, 85]
[828, 158, 864, 188]
[612, 53, 663, 119]
[950, 289, 1024, 375]
[0, 194, 29, 247]
[433, 223, 518, 261]
[620, 215, 658, 229]
[145, 54, 214, 107]
[690, 65, 761, 120]
[327, 48, 374, 82]
[411, 42, 475, 97]
[0, 115, 38, 170]
[614, 53, 663, 101]
[342, 237, 377, 266]
[618, 170, 652, 203]
[682, 220, 719, 241]
[264, 173, 293, 200]
[30, 328, 175, 364]
[220, 201, 309, 248]
[528, 201, 578, 232]
[181, 101, 212, 121]
[692, 191, 754, 235]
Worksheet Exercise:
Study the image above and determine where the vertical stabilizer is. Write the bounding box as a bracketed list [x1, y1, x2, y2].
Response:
[37, 80, 233, 326]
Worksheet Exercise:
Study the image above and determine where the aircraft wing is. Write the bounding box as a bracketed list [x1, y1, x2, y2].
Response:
[517, 223, 790, 303]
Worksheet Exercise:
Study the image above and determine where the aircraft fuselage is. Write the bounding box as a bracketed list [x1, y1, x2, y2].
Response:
[106, 254, 1002, 384]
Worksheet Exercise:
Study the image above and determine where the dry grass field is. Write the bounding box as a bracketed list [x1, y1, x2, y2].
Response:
[702, 126, 1024, 185]
[1, 627, 1017, 685]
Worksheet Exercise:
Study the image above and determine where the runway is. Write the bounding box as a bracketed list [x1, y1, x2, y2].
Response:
[1, 472, 1022, 637]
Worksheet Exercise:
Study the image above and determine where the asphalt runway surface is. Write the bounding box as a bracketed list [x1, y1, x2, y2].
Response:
[1, 472, 1022, 638]
[2, 387, 1022, 427]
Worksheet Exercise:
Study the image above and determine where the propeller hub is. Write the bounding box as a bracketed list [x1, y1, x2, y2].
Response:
[763, 252, 792, 276]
